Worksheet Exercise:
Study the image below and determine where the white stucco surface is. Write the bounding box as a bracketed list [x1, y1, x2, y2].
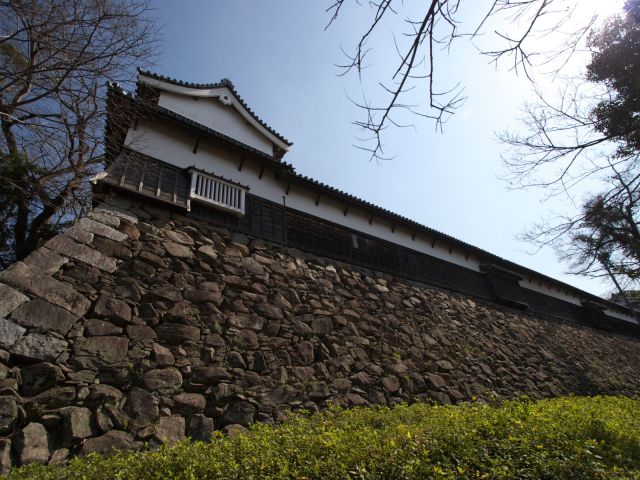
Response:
[125, 121, 480, 270]
[158, 91, 274, 155]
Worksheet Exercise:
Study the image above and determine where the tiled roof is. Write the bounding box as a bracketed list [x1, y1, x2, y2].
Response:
[137, 69, 293, 146]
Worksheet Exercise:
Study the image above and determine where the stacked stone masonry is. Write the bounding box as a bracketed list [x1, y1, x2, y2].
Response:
[0, 196, 639, 473]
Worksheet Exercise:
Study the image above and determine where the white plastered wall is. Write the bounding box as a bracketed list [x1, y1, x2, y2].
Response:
[158, 91, 274, 155]
[125, 120, 479, 271]
[124, 120, 637, 325]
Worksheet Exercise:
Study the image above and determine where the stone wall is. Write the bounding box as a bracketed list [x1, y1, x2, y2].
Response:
[0, 196, 639, 472]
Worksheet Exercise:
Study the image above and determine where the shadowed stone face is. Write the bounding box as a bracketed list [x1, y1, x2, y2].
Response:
[10, 299, 77, 335]
[0, 284, 28, 318]
[0, 262, 90, 316]
[0, 197, 637, 473]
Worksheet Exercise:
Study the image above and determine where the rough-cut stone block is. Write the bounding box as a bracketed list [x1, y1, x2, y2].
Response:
[294, 341, 315, 365]
[93, 296, 131, 325]
[308, 381, 330, 400]
[164, 230, 194, 246]
[138, 251, 165, 268]
[13, 423, 49, 466]
[0, 319, 26, 350]
[254, 303, 283, 320]
[0, 262, 90, 316]
[120, 222, 140, 241]
[0, 439, 12, 474]
[10, 299, 77, 335]
[93, 237, 132, 259]
[220, 401, 255, 428]
[436, 359, 455, 372]
[102, 404, 129, 431]
[156, 324, 200, 344]
[140, 368, 183, 394]
[64, 226, 94, 244]
[426, 373, 447, 390]
[172, 393, 206, 416]
[197, 245, 217, 260]
[24, 247, 69, 275]
[187, 414, 214, 442]
[46, 235, 117, 272]
[80, 430, 138, 457]
[73, 336, 129, 369]
[84, 319, 122, 336]
[153, 416, 185, 445]
[61, 407, 94, 443]
[183, 290, 222, 305]
[88, 210, 121, 228]
[11, 333, 67, 362]
[146, 286, 182, 302]
[87, 384, 124, 405]
[381, 375, 400, 393]
[95, 406, 114, 433]
[228, 315, 264, 331]
[24, 387, 76, 419]
[151, 343, 175, 367]
[124, 387, 158, 425]
[0, 284, 29, 318]
[0, 396, 18, 435]
[311, 316, 334, 335]
[228, 351, 246, 369]
[126, 325, 157, 341]
[94, 204, 138, 225]
[48, 448, 70, 466]
[163, 241, 193, 258]
[221, 424, 248, 437]
[191, 367, 231, 384]
[79, 218, 128, 242]
[21, 363, 65, 396]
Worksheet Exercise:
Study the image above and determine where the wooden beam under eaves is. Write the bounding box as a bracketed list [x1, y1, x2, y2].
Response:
[411, 230, 417, 241]
[368, 213, 374, 225]
[238, 157, 244, 171]
[315, 192, 321, 206]
[258, 164, 265, 179]
[285, 182, 292, 195]
[343, 204, 349, 216]
[193, 135, 200, 154]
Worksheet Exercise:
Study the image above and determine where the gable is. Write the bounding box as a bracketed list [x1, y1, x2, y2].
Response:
[158, 90, 275, 155]
[137, 71, 291, 157]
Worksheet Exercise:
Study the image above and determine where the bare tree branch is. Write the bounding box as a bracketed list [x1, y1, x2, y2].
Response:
[328, 0, 599, 161]
[0, 0, 160, 267]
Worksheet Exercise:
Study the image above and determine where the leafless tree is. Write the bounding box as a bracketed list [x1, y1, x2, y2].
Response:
[500, 80, 623, 195]
[501, 3, 640, 287]
[326, 0, 597, 161]
[0, 0, 159, 267]
[520, 162, 640, 286]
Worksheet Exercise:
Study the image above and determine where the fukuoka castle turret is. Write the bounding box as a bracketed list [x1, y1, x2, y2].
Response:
[97, 69, 639, 332]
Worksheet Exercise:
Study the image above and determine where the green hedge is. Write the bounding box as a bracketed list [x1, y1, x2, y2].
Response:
[9, 396, 640, 479]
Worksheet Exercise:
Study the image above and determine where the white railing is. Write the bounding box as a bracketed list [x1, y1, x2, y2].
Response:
[188, 169, 246, 215]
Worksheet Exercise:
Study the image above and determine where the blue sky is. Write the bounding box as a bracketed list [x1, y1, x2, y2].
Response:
[149, 0, 624, 296]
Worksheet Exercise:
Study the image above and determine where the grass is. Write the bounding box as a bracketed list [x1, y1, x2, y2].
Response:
[8, 396, 640, 479]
